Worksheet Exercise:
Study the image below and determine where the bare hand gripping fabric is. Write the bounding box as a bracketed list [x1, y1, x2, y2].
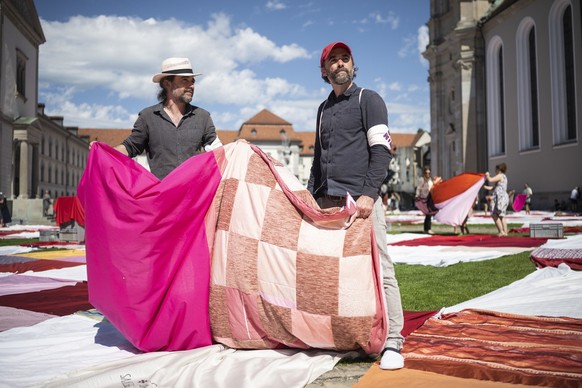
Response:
[78, 141, 387, 353]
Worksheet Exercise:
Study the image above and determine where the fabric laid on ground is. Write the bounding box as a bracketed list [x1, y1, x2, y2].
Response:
[442, 264, 582, 319]
[19, 264, 87, 282]
[391, 234, 548, 248]
[0, 282, 92, 315]
[431, 173, 485, 226]
[402, 309, 582, 387]
[0, 258, 84, 273]
[0, 306, 57, 332]
[0, 274, 78, 296]
[530, 234, 582, 270]
[15, 248, 86, 260]
[77, 142, 386, 355]
[354, 363, 532, 388]
[387, 234, 548, 267]
[0, 313, 344, 388]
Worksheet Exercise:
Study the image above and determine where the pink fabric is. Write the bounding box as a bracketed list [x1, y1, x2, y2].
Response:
[77, 143, 222, 352]
[513, 193, 527, 212]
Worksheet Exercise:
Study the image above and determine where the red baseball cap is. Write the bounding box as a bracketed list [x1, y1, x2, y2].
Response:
[320, 41, 352, 67]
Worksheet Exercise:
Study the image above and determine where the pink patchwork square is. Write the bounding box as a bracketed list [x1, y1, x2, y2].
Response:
[291, 309, 334, 349]
[261, 190, 302, 251]
[295, 251, 339, 315]
[210, 230, 229, 286]
[225, 288, 263, 341]
[257, 241, 297, 308]
[226, 232, 259, 294]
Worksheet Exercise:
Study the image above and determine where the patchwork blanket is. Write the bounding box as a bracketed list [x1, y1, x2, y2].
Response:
[403, 309, 582, 387]
[78, 142, 386, 354]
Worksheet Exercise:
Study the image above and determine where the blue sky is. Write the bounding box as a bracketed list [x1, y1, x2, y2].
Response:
[34, 0, 430, 134]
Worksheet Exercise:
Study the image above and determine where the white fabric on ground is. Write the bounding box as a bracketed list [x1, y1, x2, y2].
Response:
[0, 314, 344, 388]
[442, 264, 582, 318]
[388, 245, 528, 267]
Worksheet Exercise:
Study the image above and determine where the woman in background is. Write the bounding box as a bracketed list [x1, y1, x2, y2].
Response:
[485, 163, 509, 236]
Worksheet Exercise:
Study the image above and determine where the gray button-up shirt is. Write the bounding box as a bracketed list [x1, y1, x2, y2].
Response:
[122, 103, 218, 180]
[308, 83, 392, 200]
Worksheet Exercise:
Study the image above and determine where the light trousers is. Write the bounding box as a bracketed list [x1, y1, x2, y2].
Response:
[317, 196, 405, 350]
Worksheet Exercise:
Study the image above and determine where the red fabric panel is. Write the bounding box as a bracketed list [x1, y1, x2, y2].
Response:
[391, 235, 548, 248]
[0, 259, 84, 274]
[0, 282, 92, 316]
[53, 196, 85, 227]
[402, 310, 437, 338]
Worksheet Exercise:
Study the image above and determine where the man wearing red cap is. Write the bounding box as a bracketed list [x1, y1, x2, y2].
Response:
[307, 42, 404, 370]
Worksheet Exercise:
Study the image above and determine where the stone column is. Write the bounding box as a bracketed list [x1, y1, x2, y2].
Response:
[18, 140, 29, 199]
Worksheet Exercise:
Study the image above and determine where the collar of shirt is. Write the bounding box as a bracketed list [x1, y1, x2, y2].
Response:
[327, 82, 358, 103]
[153, 103, 196, 117]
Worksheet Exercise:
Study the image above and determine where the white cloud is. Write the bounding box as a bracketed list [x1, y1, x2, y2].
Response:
[417, 25, 430, 66]
[266, 0, 287, 11]
[370, 11, 399, 29]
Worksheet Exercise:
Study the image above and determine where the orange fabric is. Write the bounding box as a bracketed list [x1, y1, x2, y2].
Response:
[53, 196, 85, 227]
[431, 172, 485, 204]
[403, 309, 582, 388]
[354, 365, 531, 388]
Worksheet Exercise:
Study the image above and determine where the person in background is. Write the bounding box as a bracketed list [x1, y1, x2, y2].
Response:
[307, 41, 405, 370]
[522, 183, 533, 214]
[43, 190, 52, 216]
[92, 57, 222, 180]
[484, 163, 509, 236]
[0, 192, 11, 227]
[415, 166, 435, 235]
[570, 186, 580, 212]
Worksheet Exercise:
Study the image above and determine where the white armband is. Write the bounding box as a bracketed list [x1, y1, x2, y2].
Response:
[367, 124, 392, 149]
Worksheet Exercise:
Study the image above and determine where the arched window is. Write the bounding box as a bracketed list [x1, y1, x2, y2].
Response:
[486, 36, 506, 156]
[516, 18, 540, 151]
[550, 0, 577, 145]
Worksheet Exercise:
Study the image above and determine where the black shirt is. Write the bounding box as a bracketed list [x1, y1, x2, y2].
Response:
[308, 83, 392, 200]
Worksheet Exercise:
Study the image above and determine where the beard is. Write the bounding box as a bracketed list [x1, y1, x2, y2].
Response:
[174, 89, 193, 104]
[329, 68, 353, 85]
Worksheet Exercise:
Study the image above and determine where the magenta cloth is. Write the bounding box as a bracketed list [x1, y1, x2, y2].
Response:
[77, 143, 222, 352]
[513, 193, 527, 212]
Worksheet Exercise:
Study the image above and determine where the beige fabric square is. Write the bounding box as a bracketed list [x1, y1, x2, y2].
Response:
[257, 241, 297, 309]
[338, 254, 376, 317]
[297, 219, 346, 257]
[229, 182, 271, 240]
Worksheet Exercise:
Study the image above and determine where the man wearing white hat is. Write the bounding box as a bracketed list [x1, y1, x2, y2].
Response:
[109, 57, 222, 180]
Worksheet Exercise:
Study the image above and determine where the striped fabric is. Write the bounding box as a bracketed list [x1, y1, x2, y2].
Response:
[403, 309, 582, 387]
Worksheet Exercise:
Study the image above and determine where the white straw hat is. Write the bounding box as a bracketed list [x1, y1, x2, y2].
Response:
[152, 57, 202, 83]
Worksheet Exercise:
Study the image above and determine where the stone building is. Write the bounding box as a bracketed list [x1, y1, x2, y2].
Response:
[423, 0, 581, 209]
[1, 0, 89, 223]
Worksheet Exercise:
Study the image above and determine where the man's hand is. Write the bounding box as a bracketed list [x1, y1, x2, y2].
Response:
[356, 195, 374, 218]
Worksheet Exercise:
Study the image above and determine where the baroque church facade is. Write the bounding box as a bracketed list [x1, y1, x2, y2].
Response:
[423, 0, 581, 209]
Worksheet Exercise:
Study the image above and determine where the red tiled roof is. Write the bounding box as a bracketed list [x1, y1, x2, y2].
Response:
[77, 128, 131, 147]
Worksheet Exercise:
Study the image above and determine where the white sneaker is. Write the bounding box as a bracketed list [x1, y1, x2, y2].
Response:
[379, 348, 404, 370]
